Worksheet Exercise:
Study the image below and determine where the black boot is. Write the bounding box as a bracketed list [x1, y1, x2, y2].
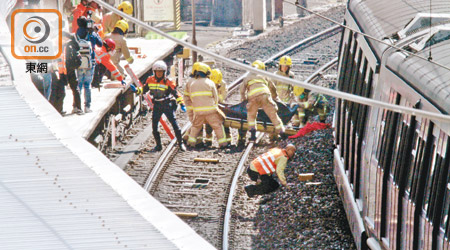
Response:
[249, 128, 257, 141]
[244, 185, 256, 198]
[153, 131, 162, 151]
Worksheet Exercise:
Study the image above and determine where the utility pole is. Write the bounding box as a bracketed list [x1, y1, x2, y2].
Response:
[191, 0, 197, 63]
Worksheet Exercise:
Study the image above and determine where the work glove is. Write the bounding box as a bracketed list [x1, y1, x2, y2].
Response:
[136, 87, 143, 95]
[121, 80, 126, 86]
[126, 56, 134, 64]
[180, 104, 187, 113]
[130, 84, 137, 92]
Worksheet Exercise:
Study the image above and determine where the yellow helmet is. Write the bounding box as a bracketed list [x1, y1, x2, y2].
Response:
[210, 69, 223, 85]
[118, 1, 133, 15]
[196, 62, 211, 76]
[252, 60, 265, 70]
[114, 20, 129, 33]
[191, 62, 201, 75]
[293, 86, 305, 98]
[279, 56, 292, 66]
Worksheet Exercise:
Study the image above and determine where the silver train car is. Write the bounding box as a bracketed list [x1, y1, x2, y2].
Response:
[334, 0, 450, 249]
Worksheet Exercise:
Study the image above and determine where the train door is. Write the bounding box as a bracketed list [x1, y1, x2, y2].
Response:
[421, 129, 449, 250]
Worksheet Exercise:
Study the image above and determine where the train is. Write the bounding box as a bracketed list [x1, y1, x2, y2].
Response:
[334, 0, 450, 249]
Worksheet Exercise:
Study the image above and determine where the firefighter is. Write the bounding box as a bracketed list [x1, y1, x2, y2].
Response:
[240, 60, 285, 142]
[183, 62, 204, 146]
[298, 91, 329, 124]
[105, 20, 133, 78]
[274, 56, 295, 104]
[93, 38, 125, 88]
[185, 63, 228, 148]
[103, 1, 133, 34]
[244, 144, 296, 197]
[135, 60, 187, 151]
[292, 86, 307, 127]
[204, 68, 231, 147]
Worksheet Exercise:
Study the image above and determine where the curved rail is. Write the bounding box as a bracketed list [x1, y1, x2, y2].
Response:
[144, 26, 342, 194]
[221, 57, 339, 250]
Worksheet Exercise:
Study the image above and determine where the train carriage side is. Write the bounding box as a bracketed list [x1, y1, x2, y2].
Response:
[335, 1, 450, 250]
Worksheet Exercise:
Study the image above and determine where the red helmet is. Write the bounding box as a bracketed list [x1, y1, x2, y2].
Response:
[104, 38, 116, 51]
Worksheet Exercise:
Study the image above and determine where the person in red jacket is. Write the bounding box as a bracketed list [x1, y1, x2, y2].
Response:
[93, 38, 125, 87]
[71, 0, 89, 33]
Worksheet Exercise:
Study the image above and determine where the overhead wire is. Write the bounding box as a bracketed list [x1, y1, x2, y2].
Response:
[91, 0, 450, 123]
[286, 0, 450, 71]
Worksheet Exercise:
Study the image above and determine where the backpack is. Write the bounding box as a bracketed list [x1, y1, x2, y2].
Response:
[76, 34, 93, 69]
[65, 39, 82, 70]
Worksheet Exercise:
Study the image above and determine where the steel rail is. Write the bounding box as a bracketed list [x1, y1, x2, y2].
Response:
[92, 0, 450, 123]
[143, 123, 190, 192]
[221, 58, 338, 250]
[222, 132, 263, 250]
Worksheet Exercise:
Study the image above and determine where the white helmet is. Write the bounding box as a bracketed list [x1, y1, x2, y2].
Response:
[152, 60, 167, 72]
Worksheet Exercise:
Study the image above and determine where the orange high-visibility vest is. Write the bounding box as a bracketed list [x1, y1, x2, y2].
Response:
[57, 48, 66, 75]
[94, 46, 123, 81]
[252, 148, 287, 175]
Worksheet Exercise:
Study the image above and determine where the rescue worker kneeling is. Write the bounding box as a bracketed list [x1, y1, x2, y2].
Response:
[298, 91, 329, 124]
[134, 60, 187, 151]
[244, 144, 296, 197]
[185, 63, 228, 148]
[240, 60, 286, 141]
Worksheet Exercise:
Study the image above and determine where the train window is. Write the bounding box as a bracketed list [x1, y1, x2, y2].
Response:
[405, 131, 419, 190]
[339, 31, 355, 159]
[410, 136, 425, 200]
[438, 136, 450, 238]
[343, 40, 359, 170]
[347, 49, 363, 182]
[336, 30, 353, 147]
[424, 145, 439, 219]
[377, 92, 401, 174]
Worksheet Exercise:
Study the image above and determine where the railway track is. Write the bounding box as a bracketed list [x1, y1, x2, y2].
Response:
[139, 26, 341, 248]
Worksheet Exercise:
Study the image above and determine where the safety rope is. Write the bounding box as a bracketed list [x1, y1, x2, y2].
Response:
[91, 0, 450, 123]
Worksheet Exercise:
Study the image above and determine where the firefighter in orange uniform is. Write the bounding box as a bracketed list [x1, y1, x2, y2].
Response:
[185, 63, 228, 148]
[244, 144, 296, 197]
[240, 60, 286, 141]
[135, 60, 187, 152]
[93, 38, 125, 87]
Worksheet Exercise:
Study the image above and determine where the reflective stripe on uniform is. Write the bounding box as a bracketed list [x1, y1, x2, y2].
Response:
[248, 121, 255, 126]
[186, 105, 193, 110]
[276, 85, 290, 90]
[190, 91, 213, 98]
[111, 69, 119, 76]
[248, 86, 270, 97]
[188, 136, 196, 143]
[252, 148, 285, 175]
[218, 137, 227, 144]
[248, 79, 267, 86]
[148, 83, 168, 91]
[193, 106, 217, 112]
[183, 91, 190, 96]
